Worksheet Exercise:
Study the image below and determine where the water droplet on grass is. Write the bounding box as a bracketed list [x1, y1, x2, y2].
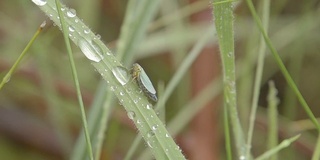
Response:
[78, 38, 103, 62]
[147, 130, 155, 137]
[32, 0, 47, 6]
[84, 28, 90, 34]
[95, 34, 101, 39]
[68, 26, 75, 32]
[67, 8, 76, 17]
[112, 66, 130, 85]
[152, 125, 158, 131]
[239, 155, 246, 160]
[146, 104, 152, 110]
[147, 141, 153, 148]
[127, 111, 135, 120]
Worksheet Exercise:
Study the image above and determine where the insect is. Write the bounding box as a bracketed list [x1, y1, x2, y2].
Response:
[131, 63, 157, 102]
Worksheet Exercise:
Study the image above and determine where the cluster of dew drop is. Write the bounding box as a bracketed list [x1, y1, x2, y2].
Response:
[32, 0, 112, 63]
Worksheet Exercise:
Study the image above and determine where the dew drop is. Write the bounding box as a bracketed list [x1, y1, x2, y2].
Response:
[147, 130, 155, 137]
[32, 0, 47, 6]
[111, 66, 130, 85]
[106, 51, 111, 55]
[119, 99, 124, 105]
[120, 92, 124, 96]
[165, 133, 170, 138]
[84, 28, 90, 34]
[78, 38, 103, 62]
[146, 104, 152, 110]
[75, 19, 79, 23]
[68, 26, 75, 32]
[147, 141, 153, 148]
[91, 41, 103, 55]
[127, 111, 135, 120]
[96, 34, 101, 39]
[152, 125, 158, 131]
[67, 8, 76, 18]
[239, 155, 246, 160]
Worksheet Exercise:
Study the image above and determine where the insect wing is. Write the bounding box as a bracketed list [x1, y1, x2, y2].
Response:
[139, 67, 156, 95]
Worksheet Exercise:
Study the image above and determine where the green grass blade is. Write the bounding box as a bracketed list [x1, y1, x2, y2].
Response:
[312, 135, 320, 160]
[224, 105, 232, 160]
[55, 0, 94, 159]
[246, 0, 270, 158]
[0, 21, 45, 90]
[245, 0, 320, 132]
[267, 81, 280, 160]
[213, 0, 247, 158]
[255, 134, 300, 160]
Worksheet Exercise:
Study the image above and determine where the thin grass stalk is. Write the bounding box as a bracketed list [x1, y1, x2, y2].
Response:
[35, 35, 73, 158]
[312, 135, 320, 160]
[267, 81, 279, 160]
[255, 135, 300, 160]
[244, 0, 320, 132]
[55, 1, 94, 159]
[224, 106, 232, 160]
[0, 21, 45, 90]
[245, 0, 270, 158]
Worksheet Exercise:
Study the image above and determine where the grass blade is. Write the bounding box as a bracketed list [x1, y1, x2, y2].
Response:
[267, 81, 280, 160]
[246, 0, 270, 158]
[55, 0, 94, 159]
[255, 134, 300, 160]
[0, 21, 45, 90]
[244, 0, 320, 132]
[213, 0, 247, 158]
